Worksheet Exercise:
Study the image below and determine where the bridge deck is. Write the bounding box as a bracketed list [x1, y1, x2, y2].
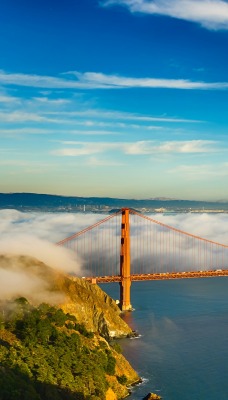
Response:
[82, 270, 228, 283]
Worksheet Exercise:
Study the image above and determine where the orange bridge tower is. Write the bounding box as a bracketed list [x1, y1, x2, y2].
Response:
[120, 208, 132, 311]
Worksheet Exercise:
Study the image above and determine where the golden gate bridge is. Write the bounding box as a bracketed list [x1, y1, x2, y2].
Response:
[57, 208, 228, 311]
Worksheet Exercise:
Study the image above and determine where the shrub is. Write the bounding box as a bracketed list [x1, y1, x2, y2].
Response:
[105, 350, 116, 375]
[110, 341, 122, 354]
[117, 374, 127, 385]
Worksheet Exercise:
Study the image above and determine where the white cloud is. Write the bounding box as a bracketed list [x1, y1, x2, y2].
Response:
[0, 209, 83, 273]
[0, 234, 81, 273]
[127, 139, 218, 154]
[32, 97, 71, 105]
[157, 140, 216, 153]
[0, 266, 65, 304]
[0, 87, 199, 133]
[0, 128, 53, 135]
[53, 142, 120, 156]
[0, 70, 89, 89]
[170, 162, 228, 178]
[0, 69, 228, 90]
[53, 139, 217, 157]
[72, 71, 228, 90]
[45, 109, 200, 123]
[67, 129, 120, 135]
[0, 111, 50, 123]
[0, 127, 118, 137]
[102, 0, 228, 30]
[87, 156, 124, 166]
[0, 111, 70, 124]
[0, 94, 20, 104]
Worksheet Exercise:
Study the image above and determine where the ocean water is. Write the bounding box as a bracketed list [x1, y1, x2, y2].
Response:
[102, 278, 228, 400]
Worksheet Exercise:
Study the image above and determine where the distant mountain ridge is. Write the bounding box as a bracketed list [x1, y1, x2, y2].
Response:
[0, 192, 228, 211]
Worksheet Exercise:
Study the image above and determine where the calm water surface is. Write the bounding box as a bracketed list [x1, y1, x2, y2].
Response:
[102, 278, 228, 400]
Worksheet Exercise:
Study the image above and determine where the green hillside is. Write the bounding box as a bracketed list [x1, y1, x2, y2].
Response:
[0, 298, 137, 400]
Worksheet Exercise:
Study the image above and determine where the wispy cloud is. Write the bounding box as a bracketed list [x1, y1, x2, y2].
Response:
[0, 128, 53, 135]
[0, 70, 88, 89]
[127, 140, 217, 154]
[102, 0, 228, 30]
[67, 129, 120, 135]
[32, 97, 71, 105]
[0, 86, 201, 139]
[0, 111, 71, 124]
[45, 109, 200, 123]
[0, 209, 82, 276]
[87, 156, 124, 166]
[0, 94, 20, 104]
[71, 71, 228, 90]
[53, 139, 217, 157]
[170, 162, 228, 178]
[0, 70, 228, 90]
[53, 142, 120, 156]
[0, 111, 50, 123]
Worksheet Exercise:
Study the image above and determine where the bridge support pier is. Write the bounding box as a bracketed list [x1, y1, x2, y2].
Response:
[119, 208, 132, 311]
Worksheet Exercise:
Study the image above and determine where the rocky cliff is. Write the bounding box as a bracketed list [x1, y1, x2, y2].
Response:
[0, 254, 132, 339]
[0, 254, 139, 399]
[60, 276, 132, 339]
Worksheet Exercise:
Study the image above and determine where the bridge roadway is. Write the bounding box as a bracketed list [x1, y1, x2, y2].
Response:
[83, 269, 228, 283]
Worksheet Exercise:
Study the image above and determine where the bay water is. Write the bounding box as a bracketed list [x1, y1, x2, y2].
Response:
[102, 278, 228, 400]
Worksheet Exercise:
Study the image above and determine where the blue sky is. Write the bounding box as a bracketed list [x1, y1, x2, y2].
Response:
[0, 0, 228, 200]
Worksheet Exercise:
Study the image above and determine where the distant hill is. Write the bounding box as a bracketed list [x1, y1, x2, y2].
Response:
[0, 192, 228, 211]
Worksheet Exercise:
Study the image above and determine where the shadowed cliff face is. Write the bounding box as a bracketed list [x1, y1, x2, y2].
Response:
[0, 254, 132, 339]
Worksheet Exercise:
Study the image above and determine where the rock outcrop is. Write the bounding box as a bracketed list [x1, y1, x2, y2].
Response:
[61, 276, 132, 338]
[0, 254, 132, 338]
[143, 393, 162, 400]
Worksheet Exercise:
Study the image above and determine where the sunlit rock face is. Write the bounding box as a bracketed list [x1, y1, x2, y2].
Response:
[61, 276, 132, 339]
